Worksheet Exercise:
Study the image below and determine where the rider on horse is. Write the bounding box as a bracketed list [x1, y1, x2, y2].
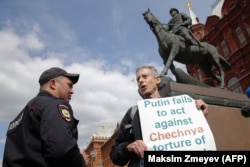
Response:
[165, 8, 202, 47]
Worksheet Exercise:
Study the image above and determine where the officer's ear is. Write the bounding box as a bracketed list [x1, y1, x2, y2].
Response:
[49, 79, 57, 90]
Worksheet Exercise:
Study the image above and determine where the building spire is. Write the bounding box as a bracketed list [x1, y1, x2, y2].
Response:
[186, 1, 199, 25]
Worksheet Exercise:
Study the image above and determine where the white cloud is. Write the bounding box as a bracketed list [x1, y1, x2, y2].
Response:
[0, 27, 141, 152]
[21, 33, 44, 51]
[0, 138, 5, 145]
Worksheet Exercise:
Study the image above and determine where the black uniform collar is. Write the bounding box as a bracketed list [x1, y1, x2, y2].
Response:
[38, 91, 59, 99]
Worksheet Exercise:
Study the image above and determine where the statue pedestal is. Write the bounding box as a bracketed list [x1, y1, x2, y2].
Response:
[161, 82, 250, 150]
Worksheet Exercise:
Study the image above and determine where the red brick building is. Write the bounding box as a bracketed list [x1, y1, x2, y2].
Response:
[187, 0, 250, 93]
[83, 124, 127, 167]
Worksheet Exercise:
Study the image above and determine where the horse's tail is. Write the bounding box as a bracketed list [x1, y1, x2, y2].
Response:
[219, 56, 231, 71]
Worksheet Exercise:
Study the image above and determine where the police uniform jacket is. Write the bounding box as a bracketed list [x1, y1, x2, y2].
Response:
[110, 106, 142, 167]
[3, 91, 85, 167]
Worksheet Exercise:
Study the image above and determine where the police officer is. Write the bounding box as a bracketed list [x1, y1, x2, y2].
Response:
[3, 67, 86, 167]
[166, 8, 197, 46]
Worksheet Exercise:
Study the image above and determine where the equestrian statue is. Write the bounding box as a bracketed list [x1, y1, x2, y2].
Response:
[142, 8, 231, 88]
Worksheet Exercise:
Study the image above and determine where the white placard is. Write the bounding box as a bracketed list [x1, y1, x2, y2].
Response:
[138, 94, 216, 151]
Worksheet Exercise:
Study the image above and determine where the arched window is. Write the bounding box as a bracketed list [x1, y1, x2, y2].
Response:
[228, 77, 243, 93]
[236, 26, 246, 46]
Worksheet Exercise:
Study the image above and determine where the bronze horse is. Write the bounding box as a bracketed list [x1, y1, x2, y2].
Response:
[143, 9, 231, 88]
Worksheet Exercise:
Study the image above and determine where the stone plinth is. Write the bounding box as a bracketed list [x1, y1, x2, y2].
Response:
[207, 105, 250, 150]
[160, 82, 250, 150]
[160, 81, 250, 108]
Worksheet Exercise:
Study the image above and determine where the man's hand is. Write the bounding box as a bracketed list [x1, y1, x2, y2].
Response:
[127, 140, 147, 159]
[195, 99, 208, 116]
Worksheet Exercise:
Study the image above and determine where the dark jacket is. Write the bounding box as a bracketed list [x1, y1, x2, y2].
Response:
[3, 91, 85, 167]
[110, 106, 142, 167]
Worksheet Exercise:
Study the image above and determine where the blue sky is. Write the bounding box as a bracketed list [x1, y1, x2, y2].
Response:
[0, 0, 217, 164]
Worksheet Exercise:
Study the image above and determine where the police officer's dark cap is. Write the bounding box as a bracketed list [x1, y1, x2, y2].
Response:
[169, 8, 179, 14]
[39, 67, 79, 86]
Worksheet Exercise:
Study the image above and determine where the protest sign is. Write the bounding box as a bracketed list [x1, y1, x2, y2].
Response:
[138, 94, 216, 151]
